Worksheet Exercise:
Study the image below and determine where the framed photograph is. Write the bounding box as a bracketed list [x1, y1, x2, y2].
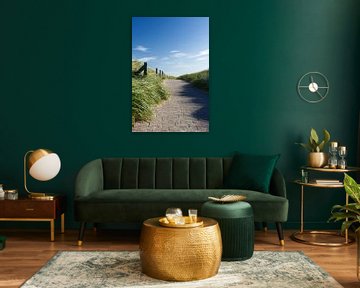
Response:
[132, 17, 209, 132]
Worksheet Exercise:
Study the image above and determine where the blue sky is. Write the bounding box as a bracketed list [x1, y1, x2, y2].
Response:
[132, 17, 209, 77]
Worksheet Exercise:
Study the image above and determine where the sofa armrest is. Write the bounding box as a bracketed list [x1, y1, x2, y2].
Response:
[75, 159, 104, 199]
[269, 168, 287, 198]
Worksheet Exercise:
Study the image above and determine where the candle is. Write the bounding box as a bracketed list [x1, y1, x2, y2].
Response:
[338, 146, 346, 153]
[330, 142, 338, 148]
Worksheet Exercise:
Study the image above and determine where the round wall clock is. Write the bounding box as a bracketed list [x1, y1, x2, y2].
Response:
[297, 72, 329, 103]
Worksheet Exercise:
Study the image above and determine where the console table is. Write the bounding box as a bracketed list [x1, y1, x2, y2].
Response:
[291, 166, 359, 246]
[0, 195, 66, 241]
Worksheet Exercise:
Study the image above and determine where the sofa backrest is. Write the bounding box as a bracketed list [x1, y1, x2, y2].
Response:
[102, 158, 234, 190]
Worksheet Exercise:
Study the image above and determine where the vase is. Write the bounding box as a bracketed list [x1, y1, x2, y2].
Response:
[308, 152, 328, 168]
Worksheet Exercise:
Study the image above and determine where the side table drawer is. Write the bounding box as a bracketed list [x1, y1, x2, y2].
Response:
[2, 201, 55, 218]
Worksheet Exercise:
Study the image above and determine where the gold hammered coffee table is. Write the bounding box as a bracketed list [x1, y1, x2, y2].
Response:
[139, 217, 222, 281]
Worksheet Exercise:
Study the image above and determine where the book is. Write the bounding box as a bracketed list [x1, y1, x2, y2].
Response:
[315, 179, 341, 184]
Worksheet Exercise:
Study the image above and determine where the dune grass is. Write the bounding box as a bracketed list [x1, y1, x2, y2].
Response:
[177, 70, 209, 91]
[132, 61, 169, 124]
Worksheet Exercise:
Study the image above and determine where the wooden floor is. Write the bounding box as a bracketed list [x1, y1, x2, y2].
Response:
[0, 228, 358, 288]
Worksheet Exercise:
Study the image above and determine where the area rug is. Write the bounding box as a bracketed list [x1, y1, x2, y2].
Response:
[21, 251, 342, 288]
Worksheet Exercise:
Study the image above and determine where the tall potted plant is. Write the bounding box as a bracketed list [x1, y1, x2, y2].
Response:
[329, 173, 360, 279]
[296, 128, 330, 167]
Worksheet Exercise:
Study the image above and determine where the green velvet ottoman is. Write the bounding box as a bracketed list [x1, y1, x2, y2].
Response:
[201, 201, 254, 261]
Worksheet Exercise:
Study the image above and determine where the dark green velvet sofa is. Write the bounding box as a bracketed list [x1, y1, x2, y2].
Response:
[74, 157, 288, 245]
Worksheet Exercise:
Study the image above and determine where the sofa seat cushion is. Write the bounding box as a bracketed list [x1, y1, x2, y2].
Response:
[75, 189, 288, 222]
[77, 189, 280, 202]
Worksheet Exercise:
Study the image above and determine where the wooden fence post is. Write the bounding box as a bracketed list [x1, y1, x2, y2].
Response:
[144, 62, 147, 76]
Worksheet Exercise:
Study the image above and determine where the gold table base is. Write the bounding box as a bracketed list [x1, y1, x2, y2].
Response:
[140, 217, 222, 282]
[293, 173, 359, 247]
[291, 230, 355, 247]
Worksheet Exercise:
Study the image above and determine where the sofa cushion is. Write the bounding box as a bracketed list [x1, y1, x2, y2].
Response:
[224, 153, 280, 193]
[75, 189, 288, 222]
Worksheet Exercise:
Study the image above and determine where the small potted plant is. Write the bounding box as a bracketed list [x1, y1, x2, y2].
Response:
[296, 128, 330, 167]
[329, 173, 360, 279]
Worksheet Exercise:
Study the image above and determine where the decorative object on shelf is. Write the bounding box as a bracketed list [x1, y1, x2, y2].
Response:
[338, 146, 347, 169]
[208, 194, 246, 203]
[297, 72, 329, 103]
[4, 189, 18, 200]
[329, 173, 360, 280]
[0, 184, 4, 200]
[24, 148, 61, 200]
[308, 152, 328, 168]
[300, 169, 309, 183]
[296, 128, 330, 168]
[328, 142, 338, 169]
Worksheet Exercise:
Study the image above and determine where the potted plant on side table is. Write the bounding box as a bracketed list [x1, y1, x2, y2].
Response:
[329, 173, 360, 279]
[296, 128, 330, 168]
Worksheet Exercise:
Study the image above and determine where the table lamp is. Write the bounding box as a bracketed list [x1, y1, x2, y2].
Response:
[24, 148, 61, 199]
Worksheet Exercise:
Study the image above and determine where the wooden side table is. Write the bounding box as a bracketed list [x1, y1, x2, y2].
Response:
[0, 195, 66, 241]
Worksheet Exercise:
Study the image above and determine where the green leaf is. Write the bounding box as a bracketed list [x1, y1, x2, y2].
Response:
[310, 128, 319, 144]
[344, 173, 360, 204]
[331, 203, 360, 215]
[341, 220, 358, 234]
[295, 142, 312, 152]
[329, 211, 357, 221]
[323, 129, 330, 144]
[317, 140, 325, 152]
[308, 137, 317, 152]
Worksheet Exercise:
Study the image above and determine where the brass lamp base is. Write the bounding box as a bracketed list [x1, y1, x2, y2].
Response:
[28, 193, 55, 200]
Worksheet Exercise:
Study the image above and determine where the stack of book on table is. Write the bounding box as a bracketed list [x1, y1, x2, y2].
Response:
[314, 179, 342, 185]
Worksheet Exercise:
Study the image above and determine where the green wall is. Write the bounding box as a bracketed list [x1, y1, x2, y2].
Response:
[1, 0, 359, 230]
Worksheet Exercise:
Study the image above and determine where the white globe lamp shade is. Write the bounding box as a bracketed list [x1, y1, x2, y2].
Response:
[28, 151, 61, 181]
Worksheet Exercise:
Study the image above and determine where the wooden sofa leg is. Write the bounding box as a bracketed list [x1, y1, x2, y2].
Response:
[262, 222, 268, 232]
[276, 222, 284, 246]
[77, 222, 86, 246]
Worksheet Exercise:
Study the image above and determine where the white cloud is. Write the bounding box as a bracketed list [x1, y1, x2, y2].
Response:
[190, 49, 209, 58]
[169, 50, 187, 58]
[196, 57, 207, 61]
[138, 57, 156, 62]
[172, 52, 187, 58]
[198, 49, 209, 56]
[133, 45, 148, 52]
